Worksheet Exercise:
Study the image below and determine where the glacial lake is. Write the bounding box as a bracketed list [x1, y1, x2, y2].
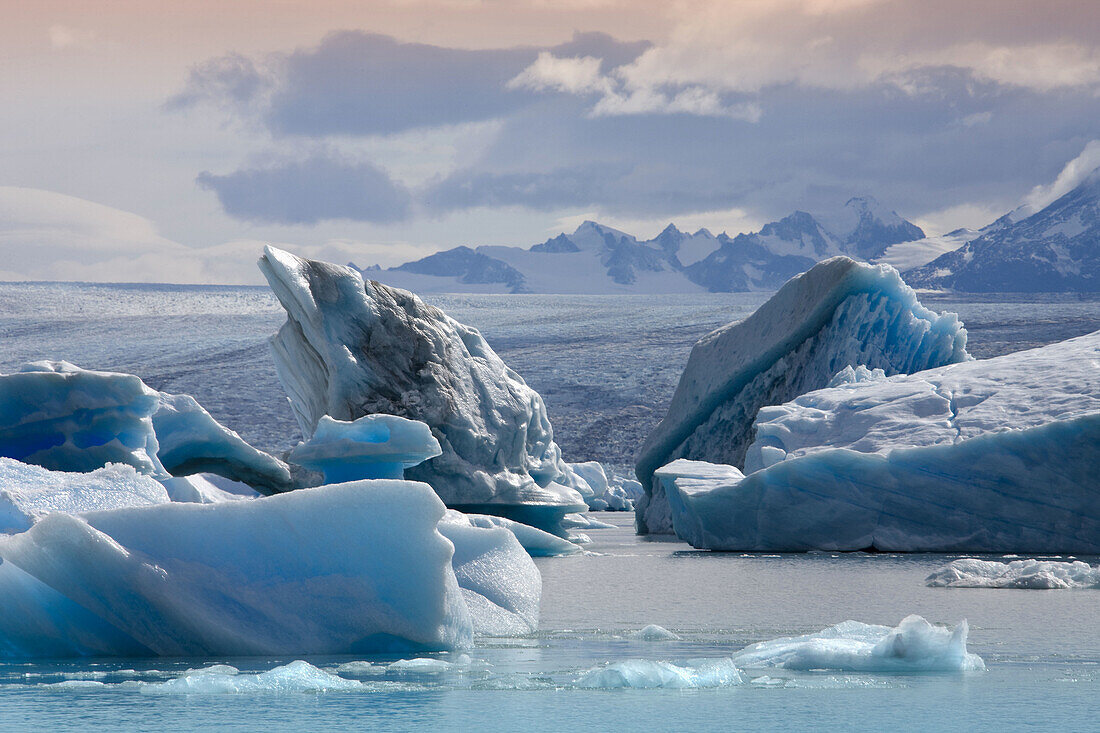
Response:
[1, 284, 1099, 731]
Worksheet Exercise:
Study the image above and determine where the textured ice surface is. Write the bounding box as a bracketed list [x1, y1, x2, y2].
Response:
[444, 509, 580, 557]
[635, 258, 968, 533]
[927, 558, 1100, 589]
[667, 330, 1100, 551]
[733, 615, 984, 673]
[159, 474, 259, 504]
[141, 661, 363, 695]
[0, 480, 474, 657]
[0, 361, 292, 492]
[0, 458, 169, 534]
[437, 511, 542, 635]
[288, 414, 441, 483]
[576, 658, 744, 688]
[259, 247, 586, 532]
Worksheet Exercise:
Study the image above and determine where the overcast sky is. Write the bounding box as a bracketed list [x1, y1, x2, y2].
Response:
[4, 0, 1100, 283]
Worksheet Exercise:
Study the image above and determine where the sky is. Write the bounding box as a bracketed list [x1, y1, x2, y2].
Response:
[3, 0, 1100, 284]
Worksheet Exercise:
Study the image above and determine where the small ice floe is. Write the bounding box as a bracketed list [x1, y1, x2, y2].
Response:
[926, 558, 1100, 589]
[575, 658, 744, 689]
[140, 660, 363, 695]
[629, 624, 681, 641]
[733, 615, 984, 673]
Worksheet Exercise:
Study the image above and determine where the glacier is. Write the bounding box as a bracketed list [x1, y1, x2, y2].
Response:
[635, 257, 969, 533]
[258, 246, 586, 533]
[0, 361, 293, 493]
[288, 414, 441, 483]
[665, 330, 1100, 552]
[0, 480, 476, 657]
[732, 615, 984, 673]
[927, 559, 1100, 589]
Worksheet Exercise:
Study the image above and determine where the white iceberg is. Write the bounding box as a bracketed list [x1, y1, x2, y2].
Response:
[159, 474, 259, 504]
[567, 461, 636, 511]
[576, 658, 744, 689]
[258, 246, 586, 533]
[141, 660, 363, 695]
[927, 558, 1100, 589]
[667, 330, 1100, 552]
[443, 509, 580, 557]
[288, 414, 441, 483]
[0, 457, 169, 534]
[0, 480, 475, 657]
[635, 257, 969, 533]
[0, 361, 293, 493]
[733, 615, 984, 673]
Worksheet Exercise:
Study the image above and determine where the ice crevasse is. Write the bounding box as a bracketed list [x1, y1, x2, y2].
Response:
[258, 246, 586, 533]
[664, 330, 1100, 552]
[635, 257, 969, 534]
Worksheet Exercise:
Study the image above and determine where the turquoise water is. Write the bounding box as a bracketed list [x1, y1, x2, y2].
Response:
[1, 284, 1099, 730]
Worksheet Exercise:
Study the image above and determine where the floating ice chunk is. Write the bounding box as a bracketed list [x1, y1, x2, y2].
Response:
[437, 512, 541, 636]
[635, 257, 968, 533]
[258, 247, 586, 533]
[0, 362, 293, 493]
[386, 657, 456, 675]
[334, 661, 386, 677]
[141, 660, 363, 695]
[0, 458, 169, 534]
[444, 510, 579, 557]
[576, 658, 744, 689]
[288, 414, 441, 483]
[733, 615, 984, 673]
[630, 624, 680, 641]
[668, 331, 1100, 552]
[0, 480, 473, 657]
[159, 474, 258, 504]
[927, 558, 1100, 589]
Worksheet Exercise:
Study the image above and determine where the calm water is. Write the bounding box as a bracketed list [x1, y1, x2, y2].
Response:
[0, 283, 1099, 730]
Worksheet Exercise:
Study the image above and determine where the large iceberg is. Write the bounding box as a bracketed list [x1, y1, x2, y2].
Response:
[635, 257, 968, 533]
[665, 331, 1100, 552]
[0, 361, 293, 493]
[0, 480, 475, 657]
[258, 246, 585, 531]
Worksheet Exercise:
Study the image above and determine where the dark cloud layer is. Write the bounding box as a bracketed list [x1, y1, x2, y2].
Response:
[196, 153, 411, 225]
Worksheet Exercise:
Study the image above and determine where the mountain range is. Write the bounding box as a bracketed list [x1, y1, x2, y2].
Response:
[360, 171, 1100, 293]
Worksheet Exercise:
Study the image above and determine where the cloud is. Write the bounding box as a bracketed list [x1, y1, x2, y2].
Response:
[1020, 139, 1100, 214]
[48, 25, 96, 50]
[196, 152, 412, 225]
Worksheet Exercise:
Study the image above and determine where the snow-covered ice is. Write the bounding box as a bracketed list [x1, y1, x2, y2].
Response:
[732, 615, 984, 673]
[0, 361, 293, 492]
[0, 480, 475, 657]
[635, 257, 968, 533]
[927, 558, 1100, 589]
[0, 458, 169, 534]
[575, 658, 744, 689]
[666, 330, 1100, 552]
[258, 247, 586, 533]
[288, 414, 441, 483]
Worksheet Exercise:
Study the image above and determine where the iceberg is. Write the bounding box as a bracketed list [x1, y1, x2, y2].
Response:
[258, 246, 586, 532]
[159, 474, 259, 504]
[0, 361, 293, 493]
[0, 480, 475, 657]
[288, 414, 441, 483]
[141, 660, 364, 695]
[576, 658, 744, 689]
[629, 624, 680, 641]
[567, 461, 635, 511]
[635, 257, 969, 533]
[732, 615, 984, 673]
[443, 509, 580, 557]
[0, 458, 169, 534]
[927, 558, 1100, 589]
[667, 330, 1100, 552]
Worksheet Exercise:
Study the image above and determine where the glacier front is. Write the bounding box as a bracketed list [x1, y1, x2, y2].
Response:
[635, 257, 969, 533]
[665, 330, 1100, 552]
[258, 246, 586, 532]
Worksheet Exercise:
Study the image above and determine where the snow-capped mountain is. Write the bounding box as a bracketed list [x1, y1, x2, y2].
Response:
[361, 197, 925, 294]
[908, 169, 1100, 291]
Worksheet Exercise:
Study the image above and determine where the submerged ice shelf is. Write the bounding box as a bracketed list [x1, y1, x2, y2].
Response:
[664, 330, 1100, 552]
[635, 257, 969, 534]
